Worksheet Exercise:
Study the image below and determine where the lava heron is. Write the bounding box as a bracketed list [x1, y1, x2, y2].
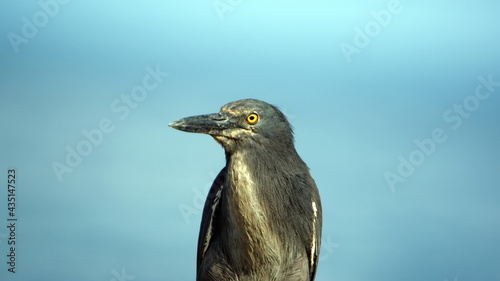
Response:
[169, 99, 322, 281]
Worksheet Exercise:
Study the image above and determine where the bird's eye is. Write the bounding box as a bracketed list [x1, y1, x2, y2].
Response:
[246, 113, 259, 124]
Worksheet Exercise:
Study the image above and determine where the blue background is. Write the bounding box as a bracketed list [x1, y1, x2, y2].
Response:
[1, 1, 499, 280]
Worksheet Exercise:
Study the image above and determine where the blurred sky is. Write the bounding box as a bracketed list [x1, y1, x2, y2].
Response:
[1, 1, 499, 280]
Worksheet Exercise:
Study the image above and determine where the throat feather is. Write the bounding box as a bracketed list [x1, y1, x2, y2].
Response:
[226, 152, 281, 266]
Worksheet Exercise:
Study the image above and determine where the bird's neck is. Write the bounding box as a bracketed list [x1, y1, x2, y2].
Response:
[223, 147, 305, 269]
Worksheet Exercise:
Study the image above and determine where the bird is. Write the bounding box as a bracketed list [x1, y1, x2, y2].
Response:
[169, 99, 322, 281]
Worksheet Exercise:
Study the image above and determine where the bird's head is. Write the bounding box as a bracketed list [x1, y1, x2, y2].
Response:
[169, 99, 294, 153]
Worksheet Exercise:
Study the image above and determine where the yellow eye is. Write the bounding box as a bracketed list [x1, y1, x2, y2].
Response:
[246, 113, 259, 124]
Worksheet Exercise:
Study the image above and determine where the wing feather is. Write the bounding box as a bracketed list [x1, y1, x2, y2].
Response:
[196, 168, 227, 270]
[308, 178, 322, 280]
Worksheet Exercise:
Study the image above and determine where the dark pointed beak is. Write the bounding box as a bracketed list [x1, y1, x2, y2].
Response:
[169, 113, 230, 135]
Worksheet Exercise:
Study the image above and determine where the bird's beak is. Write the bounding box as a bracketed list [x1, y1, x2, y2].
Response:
[169, 113, 231, 135]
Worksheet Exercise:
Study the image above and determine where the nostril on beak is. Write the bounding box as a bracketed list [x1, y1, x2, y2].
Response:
[212, 113, 226, 121]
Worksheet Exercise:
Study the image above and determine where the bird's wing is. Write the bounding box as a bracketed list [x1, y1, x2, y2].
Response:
[196, 167, 227, 270]
[309, 178, 323, 281]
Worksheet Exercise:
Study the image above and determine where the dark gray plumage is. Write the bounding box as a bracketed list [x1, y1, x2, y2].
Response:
[169, 99, 322, 281]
